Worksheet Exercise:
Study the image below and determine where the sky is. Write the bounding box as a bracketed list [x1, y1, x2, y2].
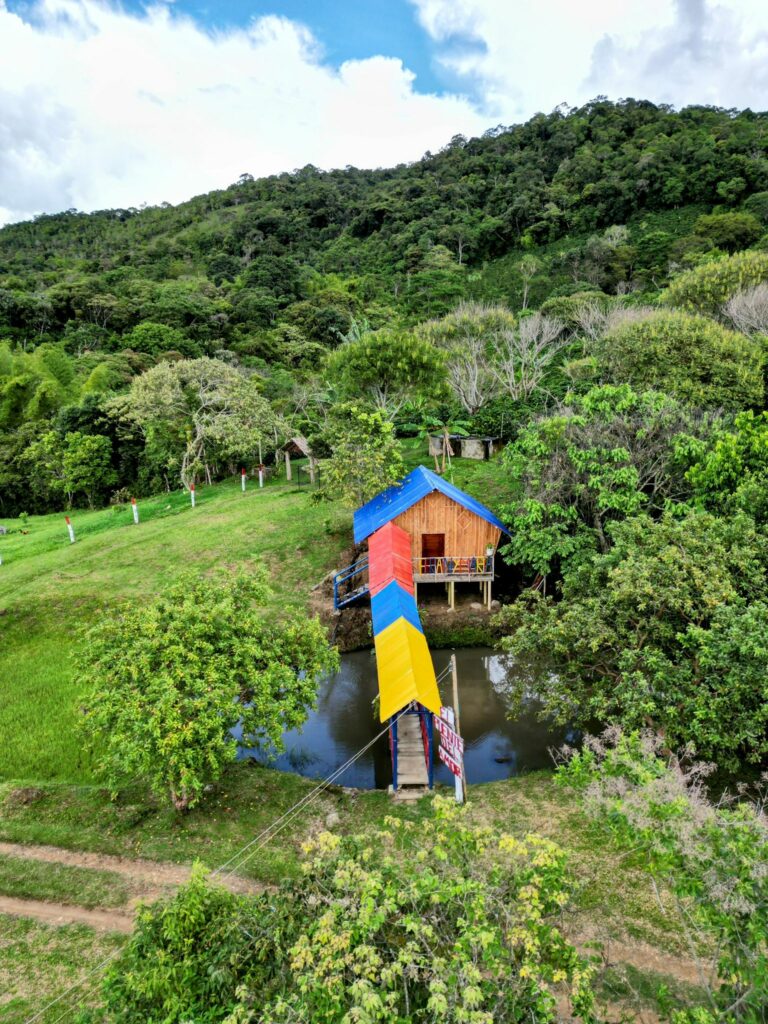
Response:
[0, 0, 767, 225]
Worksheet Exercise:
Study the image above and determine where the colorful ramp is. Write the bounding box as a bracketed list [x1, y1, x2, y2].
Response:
[368, 522, 441, 724]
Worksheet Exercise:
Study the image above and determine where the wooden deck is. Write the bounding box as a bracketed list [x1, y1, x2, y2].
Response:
[395, 714, 429, 788]
[412, 571, 493, 583]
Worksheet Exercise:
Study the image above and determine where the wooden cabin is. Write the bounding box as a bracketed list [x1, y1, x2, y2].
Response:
[350, 465, 509, 610]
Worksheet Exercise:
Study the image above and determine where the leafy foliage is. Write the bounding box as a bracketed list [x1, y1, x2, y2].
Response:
[497, 512, 768, 768]
[661, 249, 768, 315]
[318, 403, 404, 507]
[79, 567, 338, 809]
[88, 801, 598, 1024]
[558, 730, 768, 1024]
[499, 384, 711, 575]
[325, 328, 446, 417]
[593, 309, 764, 410]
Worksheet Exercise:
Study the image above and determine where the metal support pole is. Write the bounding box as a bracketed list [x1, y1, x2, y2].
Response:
[450, 653, 466, 803]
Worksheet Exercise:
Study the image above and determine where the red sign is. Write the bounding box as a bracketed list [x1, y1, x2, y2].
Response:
[438, 745, 463, 777]
[434, 715, 464, 757]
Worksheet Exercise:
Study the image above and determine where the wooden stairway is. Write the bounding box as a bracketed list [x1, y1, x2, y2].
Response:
[395, 713, 429, 791]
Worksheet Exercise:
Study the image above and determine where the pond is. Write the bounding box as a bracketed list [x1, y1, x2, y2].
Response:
[235, 647, 577, 790]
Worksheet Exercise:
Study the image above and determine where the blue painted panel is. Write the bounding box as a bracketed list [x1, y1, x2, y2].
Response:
[354, 465, 508, 543]
[371, 580, 422, 636]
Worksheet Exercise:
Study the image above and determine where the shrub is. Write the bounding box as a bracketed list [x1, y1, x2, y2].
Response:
[87, 803, 598, 1024]
[693, 211, 762, 252]
[595, 309, 763, 410]
[558, 730, 768, 1024]
[661, 249, 768, 315]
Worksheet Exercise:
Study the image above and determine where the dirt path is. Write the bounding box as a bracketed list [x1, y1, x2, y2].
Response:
[0, 839, 264, 933]
[0, 839, 259, 894]
[0, 894, 134, 933]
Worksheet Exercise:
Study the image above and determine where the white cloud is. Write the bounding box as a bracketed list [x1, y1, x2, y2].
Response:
[1, 0, 766, 227]
[410, 0, 768, 117]
[0, 0, 487, 224]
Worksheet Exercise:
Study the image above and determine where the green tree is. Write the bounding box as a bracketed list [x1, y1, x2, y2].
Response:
[499, 385, 711, 575]
[497, 511, 768, 768]
[61, 431, 116, 508]
[79, 567, 338, 810]
[128, 358, 281, 487]
[124, 321, 200, 357]
[662, 250, 768, 315]
[594, 310, 763, 410]
[693, 211, 762, 252]
[325, 329, 445, 418]
[680, 410, 768, 523]
[320, 404, 404, 507]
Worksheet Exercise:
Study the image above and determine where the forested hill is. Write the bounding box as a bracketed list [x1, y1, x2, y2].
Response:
[3, 99, 768, 337]
[2, 97, 768, 516]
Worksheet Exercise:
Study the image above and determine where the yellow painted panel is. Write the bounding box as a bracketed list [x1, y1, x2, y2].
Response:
[374, 618, 441, 721]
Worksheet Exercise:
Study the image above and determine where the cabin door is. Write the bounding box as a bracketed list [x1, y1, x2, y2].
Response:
[421, 533, 445, 559]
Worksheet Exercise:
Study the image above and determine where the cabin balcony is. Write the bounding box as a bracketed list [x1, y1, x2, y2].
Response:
[412, 554, 494, 583]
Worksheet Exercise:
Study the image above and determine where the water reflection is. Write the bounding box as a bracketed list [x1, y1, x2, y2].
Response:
[235, 647, 575, 790]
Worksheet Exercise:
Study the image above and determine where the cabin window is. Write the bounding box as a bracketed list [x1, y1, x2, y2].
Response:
[421, 533, 445, 559]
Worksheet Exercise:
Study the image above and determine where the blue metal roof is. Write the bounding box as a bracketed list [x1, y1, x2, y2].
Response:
[353, 465, 509, 543]
[371, 580, 423, 636]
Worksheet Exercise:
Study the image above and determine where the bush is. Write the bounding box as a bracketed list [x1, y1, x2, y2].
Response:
[84, 804, 599, 1024]
[661, 249, 768, 315]
[693, 211, 762, 252]
[595, 309, 763, 410]
[558, 730, 768, 1024]
[91, 865, 281, 1023]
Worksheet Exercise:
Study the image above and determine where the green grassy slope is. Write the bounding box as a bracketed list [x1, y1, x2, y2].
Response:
[0, 475, 349, 783]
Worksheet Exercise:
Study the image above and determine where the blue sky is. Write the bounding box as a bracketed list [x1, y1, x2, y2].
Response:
[164, 0, 448, 94]
[1, 0, 766, 223]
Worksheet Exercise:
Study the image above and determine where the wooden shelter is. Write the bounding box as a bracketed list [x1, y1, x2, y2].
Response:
[281, 436, 318, 484]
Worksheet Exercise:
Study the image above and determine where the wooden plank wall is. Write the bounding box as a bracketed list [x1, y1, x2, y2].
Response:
[393, 492, 501, 559]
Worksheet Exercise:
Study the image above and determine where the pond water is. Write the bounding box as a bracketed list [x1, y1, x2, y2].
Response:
[235, 648, 577, 790]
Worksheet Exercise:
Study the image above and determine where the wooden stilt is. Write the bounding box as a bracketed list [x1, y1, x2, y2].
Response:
[449, 580, 455, 610]
[284, 451, 292, 481]
[414, 581, 418, 604]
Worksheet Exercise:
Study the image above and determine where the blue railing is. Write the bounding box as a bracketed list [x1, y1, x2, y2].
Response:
[333, 557, 369, 609]
[414, 555, 494, 576]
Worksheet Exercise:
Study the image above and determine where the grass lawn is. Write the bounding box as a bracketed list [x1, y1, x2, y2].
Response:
[0, 914, 127, 1024]
[0, 853, 130, 909]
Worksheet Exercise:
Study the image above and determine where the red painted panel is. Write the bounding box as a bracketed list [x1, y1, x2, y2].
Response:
[368, 522, 414, 596]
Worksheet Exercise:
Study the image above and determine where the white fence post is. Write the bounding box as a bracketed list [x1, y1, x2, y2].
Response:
[131, 498, 139, 524]
[190, 484, 196, 508]
[65, 515, 75, 543]
[241, 468, 246, 492]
